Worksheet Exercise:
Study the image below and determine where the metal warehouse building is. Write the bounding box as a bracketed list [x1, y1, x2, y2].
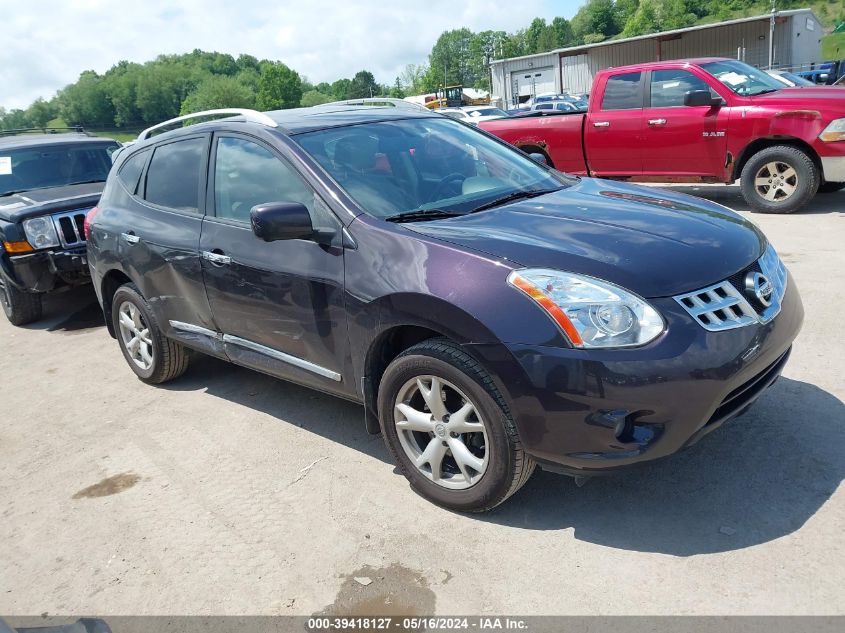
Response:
[491, 8, 823, 107]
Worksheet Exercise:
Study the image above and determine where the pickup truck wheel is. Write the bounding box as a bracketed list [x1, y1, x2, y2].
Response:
[0, 274, 43, 326]
[740, 146, 819, 214]
[111, 283, 189, 384]
[378, 339, 535, 512]
[818, 182, 845, 194]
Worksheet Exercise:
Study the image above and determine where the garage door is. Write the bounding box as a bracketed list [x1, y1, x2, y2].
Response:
[512, 66, 556, 102]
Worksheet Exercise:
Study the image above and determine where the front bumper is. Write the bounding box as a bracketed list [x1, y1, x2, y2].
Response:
[1, 248, 90, 293]
[468, 274, 804, 473]
[820, 155, 845, 183]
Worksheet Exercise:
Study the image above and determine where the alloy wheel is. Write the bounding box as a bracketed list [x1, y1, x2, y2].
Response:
[755, 161, 798, 202]
[393, 375, 489, 490]
[117, 300, 154, 370]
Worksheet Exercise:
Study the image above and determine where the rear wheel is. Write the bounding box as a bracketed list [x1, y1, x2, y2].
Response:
[111, 283, 189, 384]
[378, 339, 535, 512]
[0, 274, 42, 326]
[818, 181, 845, 194]
[740, 145, 819, 214]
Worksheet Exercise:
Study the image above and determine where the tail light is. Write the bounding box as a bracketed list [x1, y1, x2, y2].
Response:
[84, 206, 99, 240]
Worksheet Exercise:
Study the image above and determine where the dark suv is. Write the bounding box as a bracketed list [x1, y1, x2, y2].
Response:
[0, 128, 119, 324]
[88, 105, 803, 511]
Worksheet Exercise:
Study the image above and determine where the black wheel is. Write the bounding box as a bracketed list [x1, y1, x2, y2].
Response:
[111, 283, 189, 384]
[818, 181, 845, 194]
[740, 145, 819, 214]
[0, 274, 42, 326]
[378, 339, 535, 512]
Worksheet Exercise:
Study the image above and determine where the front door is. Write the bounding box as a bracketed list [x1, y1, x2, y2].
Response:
[641, 68, 730, 178]
[584, 70, 645, 176]
[199, 133, 350, 395]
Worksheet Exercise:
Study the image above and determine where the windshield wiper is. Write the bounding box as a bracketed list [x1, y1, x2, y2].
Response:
[750, 88, 779, 96]
[66, 179, 106, 186]
[384, 209, 464, 223]
[469, 187, 560, 214]
[1, 190, 26, 197]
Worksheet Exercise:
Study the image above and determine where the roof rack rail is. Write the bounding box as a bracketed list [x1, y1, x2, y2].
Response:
[137, 109, 278, 141]
[0, 126, 90, 138]
[314, 98, 428, 112]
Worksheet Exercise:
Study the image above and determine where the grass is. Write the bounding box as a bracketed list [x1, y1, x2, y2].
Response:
[822, 32, 845, 59]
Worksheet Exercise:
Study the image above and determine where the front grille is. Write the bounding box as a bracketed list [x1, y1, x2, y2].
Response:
[706, 348, 790, 426]
[50, 209, 89, 248]
[674, 245, 787, 332]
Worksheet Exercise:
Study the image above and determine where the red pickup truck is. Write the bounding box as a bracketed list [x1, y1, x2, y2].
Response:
[480, 58, 845, 213]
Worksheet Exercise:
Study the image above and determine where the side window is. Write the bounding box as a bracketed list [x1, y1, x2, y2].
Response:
[536, 103, 552, 110]
[601, 72, 643, 111]
[650, 69, 714, 108]
[144, 138, 205, 212]
[214, 137, 316, 223]
[117, 149, 149, 195]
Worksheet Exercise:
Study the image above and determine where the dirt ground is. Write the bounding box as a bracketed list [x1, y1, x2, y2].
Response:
[1, 183, 842, 616]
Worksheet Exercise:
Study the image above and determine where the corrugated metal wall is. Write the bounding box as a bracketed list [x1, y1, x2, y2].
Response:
[492, 12, 821, 101]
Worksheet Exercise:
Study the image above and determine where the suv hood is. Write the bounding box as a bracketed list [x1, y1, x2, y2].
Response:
[405, 178, 766, 298]
[0, 182, 104, 223]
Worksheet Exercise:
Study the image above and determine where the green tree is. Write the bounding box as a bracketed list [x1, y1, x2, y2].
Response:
[551, 17, 575, 48]
[348, 70, 379, 99]
[331, 78, 352, 100]
[300, 89, 333, 107]
[0, 108, 31, 131]
[25, 98, 57, 128]
[399, 63, 428, 95]
[614, 0, 641, 32]
[135, 64, 198, 124]
[389, 78, 406, 99]
[425, 28, 476, 91]
[256, 62, 302, 110]
[179, 75, 255, 115]
[58, 70, 115, 127]
[571, 0, 619, 44]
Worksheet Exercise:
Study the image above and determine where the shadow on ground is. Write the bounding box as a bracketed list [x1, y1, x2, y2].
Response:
[163, 353, 844, 557]
[21, 285, 103, 333]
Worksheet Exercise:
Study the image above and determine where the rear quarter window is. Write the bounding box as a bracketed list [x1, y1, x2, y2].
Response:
[144, 137, 205, 212]
[117, 149, 150, 195]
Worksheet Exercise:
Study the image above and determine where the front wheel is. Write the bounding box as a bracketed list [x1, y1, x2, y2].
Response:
[111, 283, 189, 384]
[378, 339, 535, 512]
[0, 274, 42, 326]
[740, 145, 819, 214]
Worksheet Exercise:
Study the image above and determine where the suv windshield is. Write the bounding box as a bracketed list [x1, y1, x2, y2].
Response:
[700, 60, 784, 96]
[294, 117, 567, 219]
[0, 142, 119, 196]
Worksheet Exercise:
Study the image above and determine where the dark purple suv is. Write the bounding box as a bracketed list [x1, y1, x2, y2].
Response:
[87, 104, 803, 511]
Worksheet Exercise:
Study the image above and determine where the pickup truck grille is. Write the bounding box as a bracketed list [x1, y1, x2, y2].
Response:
[674, 246, 787, 332]
[50, 209, 89, 248]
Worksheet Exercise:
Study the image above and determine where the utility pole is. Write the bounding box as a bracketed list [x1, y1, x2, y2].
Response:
[769, 0, 777, 69]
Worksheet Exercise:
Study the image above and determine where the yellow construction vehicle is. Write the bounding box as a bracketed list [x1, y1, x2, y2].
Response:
[424, 85, 490, 109]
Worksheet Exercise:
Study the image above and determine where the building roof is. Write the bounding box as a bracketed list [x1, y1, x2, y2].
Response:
[491, 8, 819, 66]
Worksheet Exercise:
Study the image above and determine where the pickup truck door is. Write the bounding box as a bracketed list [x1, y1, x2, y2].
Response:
[584, 71, 644, 176]
[641, 68, 730, 178]
[198, 133, 352, 396]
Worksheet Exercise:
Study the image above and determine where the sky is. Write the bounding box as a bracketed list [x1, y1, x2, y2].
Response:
[0, 0, 582, 111]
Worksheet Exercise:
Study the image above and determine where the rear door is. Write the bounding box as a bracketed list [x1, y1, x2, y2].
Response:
[641, 68, 730, 177]
[199, 132, 350, 395]
[109, 136, 217, 343]
[584, 71, 644, 176]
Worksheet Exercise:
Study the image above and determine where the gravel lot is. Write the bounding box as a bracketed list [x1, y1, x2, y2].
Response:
[1, 184, 843, 616]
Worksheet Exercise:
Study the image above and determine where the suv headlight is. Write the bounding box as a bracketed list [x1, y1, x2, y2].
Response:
[508, 269, 664, 348]
[22, 216, 60, 249]
[819, 118, 845, 142]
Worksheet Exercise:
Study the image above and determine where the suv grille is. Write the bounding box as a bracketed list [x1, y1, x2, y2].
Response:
[674, 246, 787, 332]
[51, 209, 89, 248]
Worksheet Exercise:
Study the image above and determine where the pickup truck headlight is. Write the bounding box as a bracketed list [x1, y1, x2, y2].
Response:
[508, 269, 664, 348]
[819, 118, 845, 142]
[22, 216, 60, 249]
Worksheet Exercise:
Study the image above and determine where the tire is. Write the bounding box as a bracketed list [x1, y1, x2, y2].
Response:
[818, 181, 845, 194]
[0, 274, 42, 326]
[378, 338, 535, 512]
[740, 145, 819, 214]
[111, 283, 189, 384]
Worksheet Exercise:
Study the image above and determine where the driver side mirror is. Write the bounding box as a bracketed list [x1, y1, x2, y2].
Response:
[250, 202, 314, 242]
[684, 90, 723, 107]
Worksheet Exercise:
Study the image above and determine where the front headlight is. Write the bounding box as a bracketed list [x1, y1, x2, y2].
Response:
[819, 118, 845, 142]
[508, 269, 664, 348]
[22, 216, 60, 249]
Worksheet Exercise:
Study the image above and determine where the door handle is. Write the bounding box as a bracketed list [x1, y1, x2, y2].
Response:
[648, 118, 667, 126]
[121, 232, 140, 244]
[202, 250, 232, 266]
[593, 121, 610, 128]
